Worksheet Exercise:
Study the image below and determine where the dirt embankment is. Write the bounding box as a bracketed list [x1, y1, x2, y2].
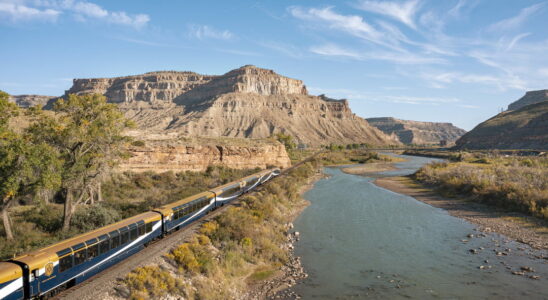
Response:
[374, 176, 548, 250]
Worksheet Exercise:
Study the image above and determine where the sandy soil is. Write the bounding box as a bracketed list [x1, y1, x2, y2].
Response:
[374, 176, 548, 250]
[341, 162, 397, 176]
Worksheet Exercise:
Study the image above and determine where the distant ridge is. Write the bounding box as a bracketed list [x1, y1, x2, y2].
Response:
[508, 89, 548, 111]
[366, 117, 466, 145]
[456, 94, 548, 150]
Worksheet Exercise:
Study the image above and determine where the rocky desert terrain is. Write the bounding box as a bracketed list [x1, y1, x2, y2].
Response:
[366, 117, 466, 145]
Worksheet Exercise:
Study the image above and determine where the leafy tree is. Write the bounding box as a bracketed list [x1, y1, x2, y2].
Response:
[29, 94, 133, 231]
[274, 133, 296, 151]
[0, 91, 61, 240]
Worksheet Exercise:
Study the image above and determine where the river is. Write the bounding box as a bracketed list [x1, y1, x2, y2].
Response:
[289, 154, 548, 299]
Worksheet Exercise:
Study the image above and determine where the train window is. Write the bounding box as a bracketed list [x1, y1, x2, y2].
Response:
[59, 254, 73, 272]
[87, 244, 99, 259]
[98, 235, 110, 254]
[146, 222, 153, 233]
[109, 230, 120, 249]
[130, 226, 138, 241]
[120, 228, 129, 244]
[138, 223, 145, 236]
[73, 249, 87, 266]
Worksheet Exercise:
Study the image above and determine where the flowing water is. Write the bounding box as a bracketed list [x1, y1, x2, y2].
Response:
[290, 154, 548, 299]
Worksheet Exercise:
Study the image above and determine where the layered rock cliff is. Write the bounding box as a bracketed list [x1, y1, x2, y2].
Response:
[508, 89, 548, 111]
[64, 65, 398, 146]
[118, 135, 291, 172]
[8, 94, 56, 108]
[366, 117, 466, 145]
[455, 101, 548, 150]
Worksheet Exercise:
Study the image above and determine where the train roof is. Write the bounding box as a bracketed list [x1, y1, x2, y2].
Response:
[154, 191, 215, 215]
[12, 211, 161, 270]
[0, 262, 21, 284]
[210, 169, 273, 193]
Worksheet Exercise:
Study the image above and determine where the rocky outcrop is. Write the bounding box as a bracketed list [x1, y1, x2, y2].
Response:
[9, 94, 56, 108]
[118, 135, 291, 172]
[66, 71, 216, 104]
[63, 65, 398, 146]
[455, 101, 548, 150]
[366, 117, 466, 145]
[508, 90, 548, 111]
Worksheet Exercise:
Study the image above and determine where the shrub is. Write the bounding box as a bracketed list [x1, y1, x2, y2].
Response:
[124, 266, 184, 299]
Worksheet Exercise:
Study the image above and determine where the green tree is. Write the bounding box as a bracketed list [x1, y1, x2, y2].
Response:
[0, 91, 61, 240]
[274, 133, 296, 151]
[29, 94, 133, 231]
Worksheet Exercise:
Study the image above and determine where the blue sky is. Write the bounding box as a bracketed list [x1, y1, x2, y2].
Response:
[1, 0, 547, 130]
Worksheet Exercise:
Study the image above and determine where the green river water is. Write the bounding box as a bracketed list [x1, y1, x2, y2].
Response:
[289, 154, 548, 299]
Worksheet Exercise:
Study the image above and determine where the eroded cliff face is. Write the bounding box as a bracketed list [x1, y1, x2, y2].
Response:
[366, 117, 466, 145]
[66, 71, 216, 104]
[508, 90, 548, 111]
[118, 135, 291, 172]
[63, 65, 398, 146]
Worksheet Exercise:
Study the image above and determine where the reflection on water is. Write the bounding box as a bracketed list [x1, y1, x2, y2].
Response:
[290, 154, 548, 299]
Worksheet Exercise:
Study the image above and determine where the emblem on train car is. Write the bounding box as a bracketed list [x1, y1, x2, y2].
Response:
[45, 262, 54, 276]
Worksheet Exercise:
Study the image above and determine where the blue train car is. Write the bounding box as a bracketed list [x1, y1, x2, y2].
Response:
[0, 262, 24, 300]
[5, 212, 162, 299]
[155, 191, 217, 233]
[0, 167, 282, 299]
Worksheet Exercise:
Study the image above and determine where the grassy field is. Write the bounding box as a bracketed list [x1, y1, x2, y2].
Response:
[0, 167, 258, 260]
[414, 153, 548, 220]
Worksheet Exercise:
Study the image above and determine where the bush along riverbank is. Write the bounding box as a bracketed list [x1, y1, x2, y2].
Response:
[122, 160, 320, 299]
[414, 154, 548, 220]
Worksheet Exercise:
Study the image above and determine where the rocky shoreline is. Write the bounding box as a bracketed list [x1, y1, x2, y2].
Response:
[374, 176, 548, 251]
[246, 171, 324, 299]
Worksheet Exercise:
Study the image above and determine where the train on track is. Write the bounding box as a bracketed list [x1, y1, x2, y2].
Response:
[0, 168, 281, 300]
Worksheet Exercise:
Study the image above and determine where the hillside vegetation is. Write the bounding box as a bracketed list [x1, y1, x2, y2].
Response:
[124, 160, 319, 299]
[415, 154, 548, 219]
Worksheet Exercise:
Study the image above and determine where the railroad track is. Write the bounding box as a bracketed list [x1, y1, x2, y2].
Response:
[54, 151, 323, 299]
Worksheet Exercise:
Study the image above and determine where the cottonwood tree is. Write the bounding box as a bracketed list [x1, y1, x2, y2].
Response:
[0, 91, 61, 240]
[29, 94, 133, 231]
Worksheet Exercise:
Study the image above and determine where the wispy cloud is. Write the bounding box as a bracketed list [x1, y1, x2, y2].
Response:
[188, 24, 234, 40]
[258, 41, 303, 58]
[289, 6, 399, 51]
[354, 0, 421, 29]
[310, 43, 445, 64]
[0, 2, 61, 22]
[309, 86, 460, 105]
[506, 32, 531, 51]
[2, 0, 150, 28]
[421, 71, 527, 91]
[488, 2, 545, 32]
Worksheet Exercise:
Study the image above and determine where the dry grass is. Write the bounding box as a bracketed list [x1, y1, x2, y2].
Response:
[123, 161, 319, 299]
[415, 155, 548, 219]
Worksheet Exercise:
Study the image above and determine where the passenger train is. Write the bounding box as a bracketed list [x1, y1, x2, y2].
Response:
[0, 168, 281, 300]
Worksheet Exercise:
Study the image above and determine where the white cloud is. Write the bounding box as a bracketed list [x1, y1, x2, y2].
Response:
[4, 0, 150, 28]
[310, 44, 362, 59]
[421, 71, 527, 91]
[289, 6, 399, 51]
[506, 32, 531, 51]
[0, 2, 60, 22]
[188, 24, 234, 40]
[310, 43, 445, 65]
[355, 0, 421, 29]
[488, 2, 545, 32]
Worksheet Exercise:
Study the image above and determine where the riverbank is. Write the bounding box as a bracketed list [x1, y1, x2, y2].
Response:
[247, 170, 325, 299]
[375, 176, 548, 250]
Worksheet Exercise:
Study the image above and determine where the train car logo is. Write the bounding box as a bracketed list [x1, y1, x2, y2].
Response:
[45, 262, 54, 276]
